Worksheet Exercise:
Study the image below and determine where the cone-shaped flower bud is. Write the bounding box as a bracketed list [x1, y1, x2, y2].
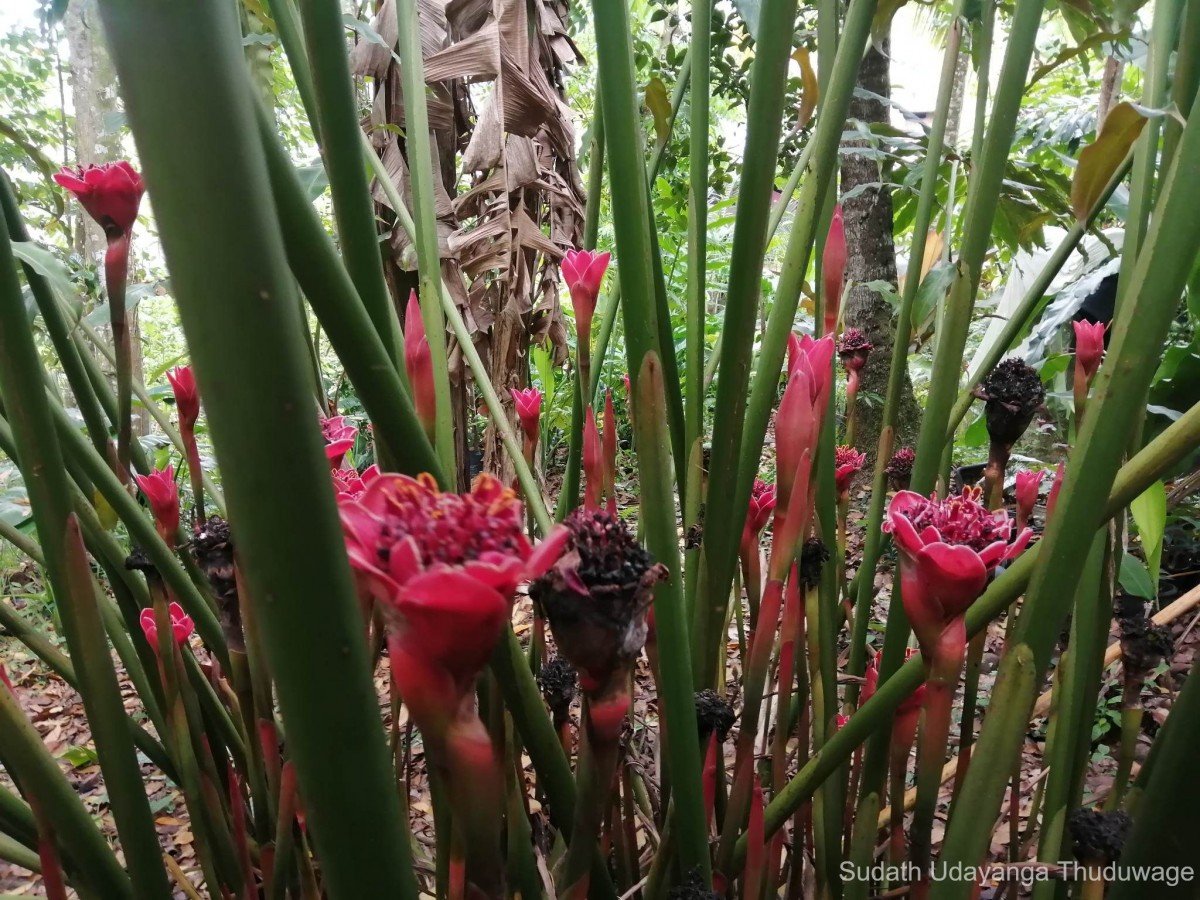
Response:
[54, 162, 144, 238]
[884, 447, 915, 491]
[976, 358, 1045, 450]
[884, 487, 1032, 662]
[562, 249, 610, 349]
[1046, 462, 1066, 522]
[510, 387, 542, 448]
[822, 206, 847, 336]
[1073, 320, 1106, 385]
[403, 290, 437, 440]
[834, 445, 866, 498]
[583, 405, 603, 510]
[139, 601, 194, 647]
[135, 466, 180, 545]
[529, 508, 666, 699]
[1014, 469, 1044, 533]
[166, 365, 200, 431]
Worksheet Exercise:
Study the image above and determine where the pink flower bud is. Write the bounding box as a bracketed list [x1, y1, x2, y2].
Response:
[54, 161, 144, 238]
[1014, 469, 1045, 533]
[166, 366, 200, 431]
[1073, 320, 1106, 385]
[139, 601, 194, 648]
[134, 466, 180, 545]
[583, 405, 603, 511]
[510, 387, 542, 447]
[562, 249, 610, 348]
[821, 205, 847, 336]
[404, 290, 437, 439]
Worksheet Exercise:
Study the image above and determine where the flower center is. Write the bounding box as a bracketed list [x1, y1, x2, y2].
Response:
[895, 487, 1012, 553]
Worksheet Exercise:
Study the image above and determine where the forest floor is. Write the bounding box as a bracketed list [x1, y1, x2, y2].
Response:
[0, 485, 1198, 898]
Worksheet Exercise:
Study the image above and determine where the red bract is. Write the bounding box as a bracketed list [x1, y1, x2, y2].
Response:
[139, 601, 194, 647]
[166, 366, 200, 430]
[339, 473, 566, 725]
[1073, 320, 1106, 384]
[54, 161, 144, 237]
[562, 249, 610, 345]
[1014, 469, 1044, 533]
[603, 389, 618, 516]
[821, 205, 847, 337]
[403, 291, 437, 438]
[510, 387, 542, 446]
[135, 466, 180, 544]
[583, 405, 603, 511]
[834, 445, 866, 497]
[884, 487, 1032, 660]
[836, 714, 850, 730]
[861, 657, 880, 705]
[744, 479, 777, 540]
[320, 415, 357, 470]
[1046, 462, 1066, 522]
[786, 333, 835, 412]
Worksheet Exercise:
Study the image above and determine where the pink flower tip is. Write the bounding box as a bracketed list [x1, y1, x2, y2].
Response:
[166, 366, 200, 428]
[562, 249, 610, 339]
[134, 466, 180, 542]
[139, 601, 194, 648]
[1073, 319, 1106, 382]
[510, 387, 542, 444]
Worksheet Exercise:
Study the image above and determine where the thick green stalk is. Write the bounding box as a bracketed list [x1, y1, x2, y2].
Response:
[590, 0, 710, 878]
[908, 0, 1044, 494]
[947, 154, 1133, 437]
[0, 226, 170, 896]
[685, 0, 711, 537]
[293, 0, 400, 363]
[257, 108, 444, 482]
[96, 2, 420, 896]
[1106, 662, 1200, 899]
[394, 0, 456, 476]
[1030, 533, 1109, 900]
[0, 681, 132, 898]
[702, 0, 879, 688]
[930, 85, 1200, 899]
[970, 0, 995, 165]
[1162, 2, 1200, 175]
[691, 0, 800, 685]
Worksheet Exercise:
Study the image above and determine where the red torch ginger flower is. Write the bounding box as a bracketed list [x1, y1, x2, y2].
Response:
[744, 479, 777, 543]
[822, 205, 847, 336]
[835, 446, 866, 498]
[404, 291, 437, 440]
[135, 466, 180, 545]
[166, 366, 200, 430]
[1014, 469, 1044, 533]
[1073, 320, 1106, 384]
[139, 602, 194, 647]
[320, 415, 357, 470]
[510, 387, 542, 447]
[884, 487, 1032, 662]
[331, 464, 380, 501]
[562, 249, 610, 348]
[339, 473, 566, 728]
[54, 162, 144, 238]
[837, 328, 873, 372]
[884, 447, 915, 491]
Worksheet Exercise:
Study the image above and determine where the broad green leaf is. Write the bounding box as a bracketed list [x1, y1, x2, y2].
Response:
[644, 77, 671, 148]
[1130, 481, 1166, 585]
[729, 0, 761, 37]
[1118, 551, 1155, 599]
[296, 163, 330, 203]
[531, 342, 554, 411]
[83, 281, 158, 327]
[60, 745, 100, 769]
[1071, 103, 1148, 221]
[11, 241, 82, 324]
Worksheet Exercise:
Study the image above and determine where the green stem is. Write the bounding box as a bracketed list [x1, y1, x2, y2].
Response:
[96, 1, 421, 895]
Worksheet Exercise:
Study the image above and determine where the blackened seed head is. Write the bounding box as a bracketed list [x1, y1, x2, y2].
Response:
[667, 868, 722, 900]
[980, 358, 1045, 446]
[1119, 617, 1173, 677]
[124, 546, 155, 573]
[799, 538, 830, 590]
[565, 508, 655, 591]
[695, 688, 736, 741]
[1113, 593, 1146, 624]
[538, 655, 578, 714]
[1068, 808, 1130, 863]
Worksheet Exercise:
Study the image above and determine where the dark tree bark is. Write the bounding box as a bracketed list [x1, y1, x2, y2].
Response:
[839, 36, 922, 464]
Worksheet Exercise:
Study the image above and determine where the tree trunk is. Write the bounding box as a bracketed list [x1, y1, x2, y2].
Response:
[839, 36, 922, 464]
[1097, 56, 1124, 127]
[66, 0, 148, 439]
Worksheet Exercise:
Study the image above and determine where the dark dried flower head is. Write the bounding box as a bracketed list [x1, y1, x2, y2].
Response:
[1068, 808, 1130, 863]
[1113, 593, 1146, 625]
[538, 656, 578, 726]
[977, 358, 1045, 448]
[799, 538, 830, 590]
[668, 869, 722, 900]
[694, 688, 736, 742]
[885, 447, 915, 490]
[192, 516, 244, 652]
[837, 328, 874, 372]
[124, 546, 156, 575]
[529, 509, 666, 690]
[1119, 616, 1173, 680]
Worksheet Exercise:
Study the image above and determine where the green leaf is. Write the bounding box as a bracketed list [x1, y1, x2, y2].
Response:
[531, 342, 554, 411]
[1071, 103, 1149, 221]
[644, 77, 672, 148]
[59, 745, 100, 769]
[1118, 551, 1155, 598]
[11, 242, 81, 325]
[295, 163, 330, 202]
[1130, 480, 1166, 585]
[83, 282, 157, 328]
[729, 0, 761, 36]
